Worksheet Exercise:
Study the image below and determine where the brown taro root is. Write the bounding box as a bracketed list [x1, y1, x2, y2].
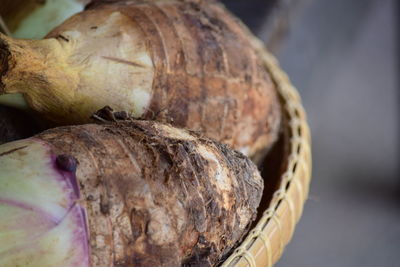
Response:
[0, 0, 281, 159]
[0, 116, 263, 266]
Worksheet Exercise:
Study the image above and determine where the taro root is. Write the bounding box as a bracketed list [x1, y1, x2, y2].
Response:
[0, 117, 263, 266]
[0, 0, 281, 159]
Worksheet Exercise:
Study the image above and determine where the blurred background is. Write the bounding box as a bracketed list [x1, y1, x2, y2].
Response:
[223, 0, 399, 266]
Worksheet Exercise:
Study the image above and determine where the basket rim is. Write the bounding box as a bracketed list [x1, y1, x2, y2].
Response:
[221, 41, 312, 267]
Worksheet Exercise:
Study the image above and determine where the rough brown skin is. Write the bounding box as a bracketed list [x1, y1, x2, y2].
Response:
[0, 39, 9, 93]
[36, 118, 263, 266]
[0, 0, 281, 159]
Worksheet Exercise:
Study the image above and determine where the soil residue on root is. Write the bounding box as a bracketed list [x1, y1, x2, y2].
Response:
[0, 38, 10, 92]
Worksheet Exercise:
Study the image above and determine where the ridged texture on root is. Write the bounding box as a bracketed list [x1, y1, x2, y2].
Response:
[37, 120, 263, 266]
[81, 0, 281, 157]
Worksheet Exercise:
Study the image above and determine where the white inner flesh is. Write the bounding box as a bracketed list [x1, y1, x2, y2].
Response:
[0, 139, 88, 267]
[58, 11, 154, 118]
[0, 140, 72, 218]
[196, 144, 233, 211]
[155, 124, 197, 141]
[197, 144, 231, 191]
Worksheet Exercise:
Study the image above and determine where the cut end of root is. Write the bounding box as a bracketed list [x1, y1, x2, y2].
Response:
[0, 139, 89, 267]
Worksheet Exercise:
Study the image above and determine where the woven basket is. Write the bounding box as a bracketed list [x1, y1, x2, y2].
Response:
[221, 39, 312, 266]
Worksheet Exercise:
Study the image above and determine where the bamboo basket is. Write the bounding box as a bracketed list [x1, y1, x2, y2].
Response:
[0, 4, 312, 266]
[221, 38, 312, 266]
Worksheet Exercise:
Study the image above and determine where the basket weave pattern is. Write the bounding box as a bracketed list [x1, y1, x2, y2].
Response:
[222, 44, 312, 267]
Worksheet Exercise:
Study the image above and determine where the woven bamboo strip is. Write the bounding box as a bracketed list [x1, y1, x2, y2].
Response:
[222, 42, 312, 267]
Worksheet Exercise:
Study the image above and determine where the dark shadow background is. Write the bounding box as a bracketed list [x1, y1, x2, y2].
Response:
[223, 0, 399, 266]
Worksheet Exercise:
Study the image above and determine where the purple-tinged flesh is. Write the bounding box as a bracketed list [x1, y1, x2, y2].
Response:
[0, 139, 89, 267]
